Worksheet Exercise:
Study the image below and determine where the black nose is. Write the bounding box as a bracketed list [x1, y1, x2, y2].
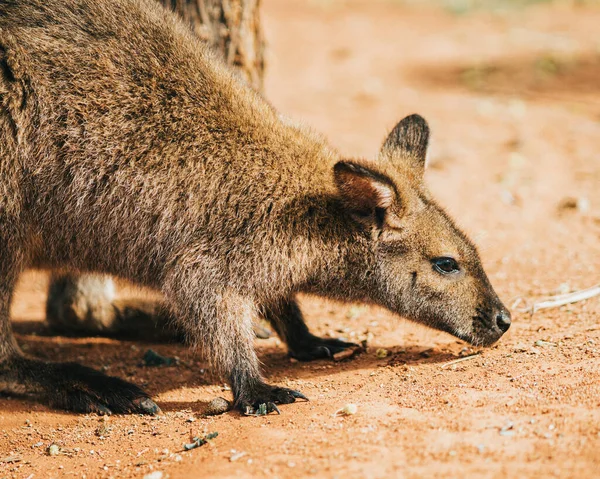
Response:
[496, 310, 511, 333]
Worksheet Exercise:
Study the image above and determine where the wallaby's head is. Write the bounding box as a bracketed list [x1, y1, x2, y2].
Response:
[333, 114, 510, 347]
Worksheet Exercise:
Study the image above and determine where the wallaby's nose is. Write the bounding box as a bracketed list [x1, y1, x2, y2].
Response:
[496, 310, 511, 333]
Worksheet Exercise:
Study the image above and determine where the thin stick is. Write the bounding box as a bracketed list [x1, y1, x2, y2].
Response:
[532, 284, 600, 313]
[511, 296, 532, 313]
[441, 353, 480, 369]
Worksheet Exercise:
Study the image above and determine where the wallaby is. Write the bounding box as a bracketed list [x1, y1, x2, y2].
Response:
[0, 0, 511, 415]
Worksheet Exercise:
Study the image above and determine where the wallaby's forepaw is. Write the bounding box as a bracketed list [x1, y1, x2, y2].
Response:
[289, 336, 359, 361]
[236, 382, 308, 415]
[48, 362, 161, 415]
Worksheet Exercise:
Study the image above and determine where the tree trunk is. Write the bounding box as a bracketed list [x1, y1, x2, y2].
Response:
[45, 0, 270, 340]
[161, 0, 265, 92]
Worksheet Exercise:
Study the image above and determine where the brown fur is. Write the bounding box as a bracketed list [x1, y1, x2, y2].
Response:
[0, 0, 510, 414]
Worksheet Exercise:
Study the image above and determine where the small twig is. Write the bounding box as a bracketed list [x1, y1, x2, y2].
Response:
[441, 353, 480, 369]
[532, 284, 600, 314]
[510, 296, 532, 313]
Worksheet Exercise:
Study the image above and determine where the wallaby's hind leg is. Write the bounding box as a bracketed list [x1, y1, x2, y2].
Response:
[46, 273, 119, 334]
[263, 298, 357, 361]
[0, 240, 159, 414]
[46, 272, 180, 341]
[46, 273, 177, 340]
[46, 273, 272, 341]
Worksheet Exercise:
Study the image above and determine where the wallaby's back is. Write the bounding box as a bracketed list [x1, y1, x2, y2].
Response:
[0, 0, 336, 286]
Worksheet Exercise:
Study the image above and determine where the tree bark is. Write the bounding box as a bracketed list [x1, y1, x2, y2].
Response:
[161, 0, 265, 92]
[45, 0, 269, 339]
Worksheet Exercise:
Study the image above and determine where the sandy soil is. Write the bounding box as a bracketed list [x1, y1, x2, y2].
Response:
[1, 1, 600, 478]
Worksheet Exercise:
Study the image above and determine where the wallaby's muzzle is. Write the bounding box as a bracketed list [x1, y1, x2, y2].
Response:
[466, 301, 512, 347]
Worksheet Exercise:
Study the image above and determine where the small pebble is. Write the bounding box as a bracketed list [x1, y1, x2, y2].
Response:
[335, 403, 358, 416]
[47, 444, 60, 456]
[204, 397, 231, 416]
[142, 349, 175, 367]
[499, 422, 515, 437]
[558, 196, 590, 213]
[376, 348, 388, 359]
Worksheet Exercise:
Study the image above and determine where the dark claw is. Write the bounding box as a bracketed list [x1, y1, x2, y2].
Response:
[95, 404, 112, 416]
[135, 397, 161, 415]
[318, 346, 332, 358]
[291, 390, 309, 401]
[267, 402, 281, 415]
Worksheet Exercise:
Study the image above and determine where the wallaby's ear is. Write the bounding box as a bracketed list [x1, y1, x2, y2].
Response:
[334, 161, 395, 218]
[381, 114, 430, 177]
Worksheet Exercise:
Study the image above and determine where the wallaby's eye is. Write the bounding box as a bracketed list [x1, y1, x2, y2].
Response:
[432, 257, 460, 275]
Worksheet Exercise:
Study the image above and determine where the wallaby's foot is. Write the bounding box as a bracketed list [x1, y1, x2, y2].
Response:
[289, 335, 359, 361]
[263, 299, 357, 361]
[235, 381, 308, 415]
[3, 357, 160, 415]
[47, 362, 161, 415]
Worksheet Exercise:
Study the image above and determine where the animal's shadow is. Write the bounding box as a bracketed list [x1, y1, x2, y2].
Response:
[5, 317, 460, 414]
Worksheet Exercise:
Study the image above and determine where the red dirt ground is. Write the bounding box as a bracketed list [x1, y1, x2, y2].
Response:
[1, 1, 600, 478]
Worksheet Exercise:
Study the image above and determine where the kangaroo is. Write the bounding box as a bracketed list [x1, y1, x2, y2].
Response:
[0, 0, 511, 415]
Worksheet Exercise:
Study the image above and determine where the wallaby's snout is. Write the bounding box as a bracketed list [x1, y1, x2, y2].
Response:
[471, 297, 512, 347]
[482, 304, 512, 344]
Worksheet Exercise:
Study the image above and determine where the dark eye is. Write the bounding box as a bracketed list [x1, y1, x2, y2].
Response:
[432, 257, 460, 275]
